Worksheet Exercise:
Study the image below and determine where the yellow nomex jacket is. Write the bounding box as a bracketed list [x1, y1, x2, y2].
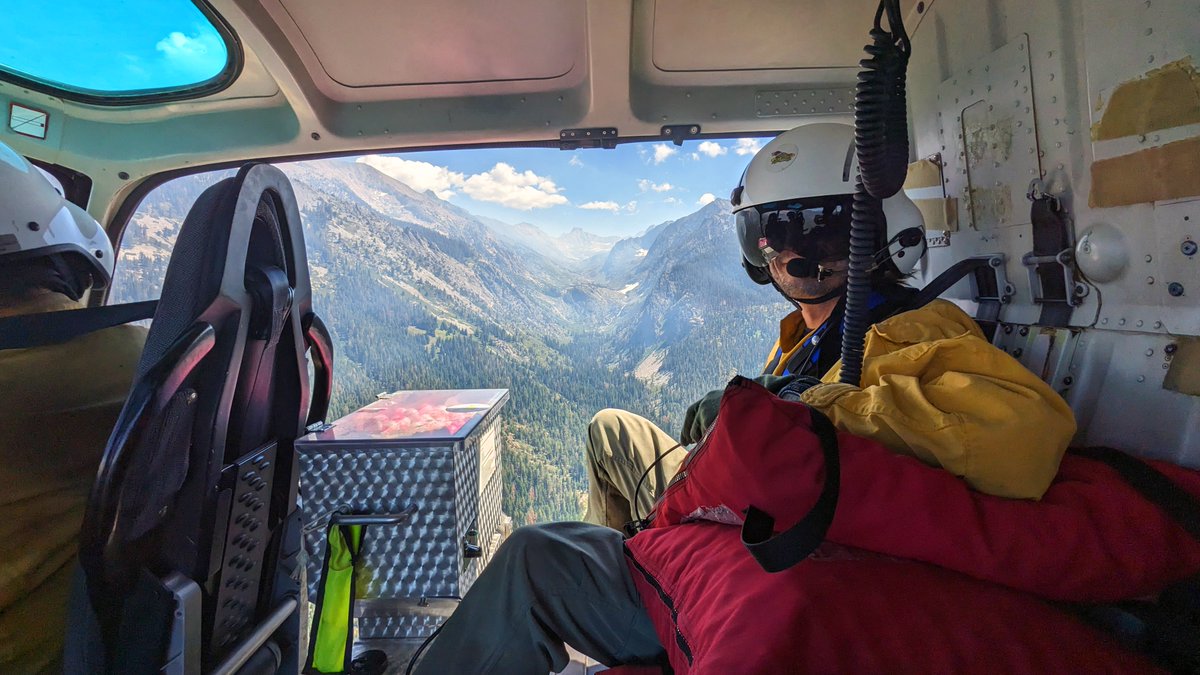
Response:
[767, 299, 1076, 500]
[0, 292, 147, 674]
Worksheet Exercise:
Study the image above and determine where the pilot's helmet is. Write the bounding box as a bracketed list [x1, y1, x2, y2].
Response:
[731, 123, 925, 283]
[0, 139, 113, 299]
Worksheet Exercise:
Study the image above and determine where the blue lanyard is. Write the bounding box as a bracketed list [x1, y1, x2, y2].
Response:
[780, 322, 832, 377]
[778, 291, 887, 377]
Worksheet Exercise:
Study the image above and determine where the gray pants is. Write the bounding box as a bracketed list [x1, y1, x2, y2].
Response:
[412, 522, 665, 674]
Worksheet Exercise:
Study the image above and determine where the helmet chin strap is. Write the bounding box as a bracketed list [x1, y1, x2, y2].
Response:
[792, 284, 847, 305]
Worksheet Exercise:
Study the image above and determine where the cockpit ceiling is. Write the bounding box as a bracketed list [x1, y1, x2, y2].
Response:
[263, 0, 887, 93]
[273, 0, 584, 89]
[255, 0, 911, 95]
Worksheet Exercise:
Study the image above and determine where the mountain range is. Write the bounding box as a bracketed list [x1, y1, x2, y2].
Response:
[111, 158, 788, 522]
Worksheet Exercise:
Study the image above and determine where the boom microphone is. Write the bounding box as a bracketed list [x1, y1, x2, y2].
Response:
[786, 258, 837, 282]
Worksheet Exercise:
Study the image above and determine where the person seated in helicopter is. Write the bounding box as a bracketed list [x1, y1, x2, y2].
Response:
[583, 122, 1074, 532]
[410, 123, 1075, 674]
[0, 140, 147, 673]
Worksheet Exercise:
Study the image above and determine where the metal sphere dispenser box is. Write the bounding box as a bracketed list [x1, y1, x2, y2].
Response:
[296, 389, 510, 639]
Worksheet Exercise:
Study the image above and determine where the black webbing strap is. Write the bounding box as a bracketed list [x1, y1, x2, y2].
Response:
[1070, 447, 1200, 670]
[1072, 447, 1200, 541]
[909, 257, 994, 315]
[0, 300, 157, 350]
[1029, 195, 1075, 328]
[741, 406, 841, 573]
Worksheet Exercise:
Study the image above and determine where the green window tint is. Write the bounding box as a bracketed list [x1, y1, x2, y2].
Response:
[0, 0, 235, 102]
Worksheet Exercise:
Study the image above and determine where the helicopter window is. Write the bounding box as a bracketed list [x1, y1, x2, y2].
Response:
[0, 0, 236, 103]
[111, 140, 782, 523]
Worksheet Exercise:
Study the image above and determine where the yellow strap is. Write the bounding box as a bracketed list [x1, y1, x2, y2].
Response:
[309, 524, 363, 673]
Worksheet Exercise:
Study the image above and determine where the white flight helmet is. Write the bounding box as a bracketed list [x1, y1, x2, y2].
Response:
[0, 139, 113, 291]
[732, 123, 925, 281]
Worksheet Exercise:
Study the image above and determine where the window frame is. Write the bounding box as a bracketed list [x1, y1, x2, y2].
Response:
[0, 0, 243, 106]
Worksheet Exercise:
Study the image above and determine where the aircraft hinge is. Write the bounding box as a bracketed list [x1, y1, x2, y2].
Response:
[559, 127, 618, 150]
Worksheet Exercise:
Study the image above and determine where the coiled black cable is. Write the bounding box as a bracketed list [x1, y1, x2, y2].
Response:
[855, 0, 911, 199]
[841, 0, 911, 387]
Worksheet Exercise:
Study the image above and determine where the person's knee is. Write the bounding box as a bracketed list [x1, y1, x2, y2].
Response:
[589, 408, 625, 438]
[499, 524, 554, 559]
[587, 408, 627, 462]
[492, 524, 601, 590]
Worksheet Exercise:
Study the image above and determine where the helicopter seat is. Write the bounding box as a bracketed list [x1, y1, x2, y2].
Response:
[63, 164, 333, 674]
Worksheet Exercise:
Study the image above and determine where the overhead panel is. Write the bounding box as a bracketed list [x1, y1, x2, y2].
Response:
[276, 0, 584, 87]
[650, 0, 879, 72]
[755, 88, 855, 118]
[631, 0, 927, 129]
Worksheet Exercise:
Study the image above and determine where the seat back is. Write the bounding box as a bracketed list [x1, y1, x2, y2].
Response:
[67, 164, 332, 674]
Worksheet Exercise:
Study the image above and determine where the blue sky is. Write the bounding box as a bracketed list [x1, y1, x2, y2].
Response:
[0, 0, 227, 92]
[358, 138, 767, 237]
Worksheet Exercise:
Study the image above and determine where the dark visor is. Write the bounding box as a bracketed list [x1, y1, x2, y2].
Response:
[736, 196, 853, 268]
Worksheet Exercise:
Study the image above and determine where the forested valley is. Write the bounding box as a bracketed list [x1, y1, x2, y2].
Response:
[111, 158, 787, 523]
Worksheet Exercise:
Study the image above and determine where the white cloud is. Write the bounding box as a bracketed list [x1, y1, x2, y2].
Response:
[690, 152, 701, 161]
[358, 155, 466, 199]
[698, 193, 717, 206]
[155, 30, 226, 76]
[735, 138, 763, 156]
[624, 201, 638, 213]
[652, 144, 678, 164]
[580, 201, 621, 212]
[697, 141, 727, 158]
[461, 162, 568, 210]
[664, 196, 682, 205]
[568, 155, 584, 168]
[638, 179, 674, 193]
[359, 157, 567, 210]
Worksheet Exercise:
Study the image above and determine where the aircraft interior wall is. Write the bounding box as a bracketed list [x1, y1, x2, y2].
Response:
[904, 0, 1199, 463]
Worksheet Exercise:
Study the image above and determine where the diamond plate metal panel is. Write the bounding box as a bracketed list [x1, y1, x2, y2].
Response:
[357, 598, 457, 641]
[298, 405, 507, 639]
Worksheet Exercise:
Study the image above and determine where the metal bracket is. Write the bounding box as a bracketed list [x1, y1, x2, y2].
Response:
[969, 254, 1016, 321]
[558, 127, 617, 150]
[1021, 248, 1088, 308]
[659, 124, 701, 146]
[160, 572, 202, 675]
[975, 255, 1017, 303]
[1023, 180, 1088, 318]
[303, 504, 417, 535]
[463, 528, 483, 559]
[329, 506, 417, 528]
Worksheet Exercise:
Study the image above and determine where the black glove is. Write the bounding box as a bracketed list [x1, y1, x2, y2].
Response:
[777, 375, 823, 402]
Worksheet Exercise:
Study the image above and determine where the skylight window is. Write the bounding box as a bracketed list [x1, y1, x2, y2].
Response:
[0, 0, 237, 103]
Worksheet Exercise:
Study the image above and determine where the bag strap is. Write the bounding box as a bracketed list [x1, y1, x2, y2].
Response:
[305, 523, 365, 674]
[1070, 447, 1200, 671]
[740, 405, 841, 573]
[1072, 446, 1200, 541]
[0, 300, 158, 350]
